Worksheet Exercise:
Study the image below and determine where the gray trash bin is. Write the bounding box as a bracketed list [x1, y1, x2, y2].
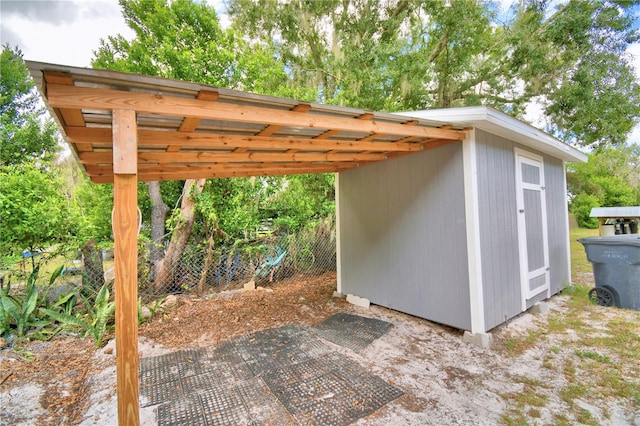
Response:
[578, 235, 640, 310]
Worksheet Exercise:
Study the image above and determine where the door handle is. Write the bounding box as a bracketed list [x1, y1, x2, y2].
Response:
[519, 209, 525, 213]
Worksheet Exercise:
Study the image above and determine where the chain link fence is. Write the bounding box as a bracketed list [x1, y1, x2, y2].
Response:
[1, 217, 337, 304]
[136, 217, 336, 301]
[82, 216, 336, 302]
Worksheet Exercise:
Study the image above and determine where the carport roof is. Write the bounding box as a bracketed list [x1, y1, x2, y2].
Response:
[26, 61, 467, 183]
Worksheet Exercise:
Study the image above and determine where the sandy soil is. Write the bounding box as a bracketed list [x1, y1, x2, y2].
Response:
[1, 272, 638, 425]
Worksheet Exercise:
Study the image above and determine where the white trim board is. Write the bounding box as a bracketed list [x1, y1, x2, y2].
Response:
[462, 130, 486, 333]
[394, 106, 587, 163]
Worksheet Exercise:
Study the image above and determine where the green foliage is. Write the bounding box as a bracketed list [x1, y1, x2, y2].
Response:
[0, 46, 59, 166]
[0, 264, 63, 338]
[0, 164, 72, 258]
[228, 0, 640, 147]
[92, 0, 292, 96]
[41, 282, 115, 347]
[73, 177, 114, 244]
[568, 145, 640, 227]
[266, 174, 335, 233]
[194, 177, 268, 242]
[570, 193, 601, 228]
[575, 349, 611, 363]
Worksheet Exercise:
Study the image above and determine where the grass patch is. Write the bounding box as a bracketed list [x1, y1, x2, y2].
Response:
[575, 349, 610, 363]
[561, 383, 589, 407]
[503, 329, 544, 357]
[570, 228, 598, 285]
[501, 376, 550, 424]
[576, 408, 598, 426]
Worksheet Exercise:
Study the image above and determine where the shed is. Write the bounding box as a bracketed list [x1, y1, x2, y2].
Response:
[337, 106, 587, 334]
[589, 206, 640, 236]
[26, 61, 586, 424]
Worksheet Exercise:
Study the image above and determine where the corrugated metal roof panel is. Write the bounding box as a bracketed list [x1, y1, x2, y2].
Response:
[590, 207, 640, 218]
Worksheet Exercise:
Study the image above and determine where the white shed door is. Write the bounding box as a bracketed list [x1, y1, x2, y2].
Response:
[515, 149, 550, 310]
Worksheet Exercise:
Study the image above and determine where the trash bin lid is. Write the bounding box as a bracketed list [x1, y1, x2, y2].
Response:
[578, 235, 640, 246]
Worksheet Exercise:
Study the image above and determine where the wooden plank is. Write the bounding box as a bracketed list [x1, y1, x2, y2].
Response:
[80, 151, 386, 165]
[112, 110, 137, 174]
[385, 138, 461, 162]
[257, 104, 311, 137]
[43, 72, 85, 127]
[91, 163, 358, 183]
[47, 84, 466, 140]
[178, 91, 219, 132]
[112, 111, 140, 426]
[169, 91, 220, 152]
[66, 127, 424, 153]
[86, 161, 364, 176]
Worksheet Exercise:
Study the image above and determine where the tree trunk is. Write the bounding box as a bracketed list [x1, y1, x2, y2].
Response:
[197, 236, 215, 296]
[155, 179, 205, 291]
[147, 181, 170, 281]
[81, 239, 105, 292]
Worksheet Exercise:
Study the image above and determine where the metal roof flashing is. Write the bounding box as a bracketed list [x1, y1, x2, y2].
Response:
[394, 106, 587, 163]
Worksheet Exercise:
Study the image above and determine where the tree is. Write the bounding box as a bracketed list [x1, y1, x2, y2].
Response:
[0, 164, 71, 264]
[567, 145, 640, 227]
[1, 46, 59, 166]
[0, 47, 67, 268]
[228, 0, 640, 148]
[72, 177, 116, 290]
[92, 0, 302, 290]
[155, 179, 205, 290]
[265, 174, 336, 233]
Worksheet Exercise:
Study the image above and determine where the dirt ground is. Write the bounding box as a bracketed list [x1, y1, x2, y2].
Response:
[1, 271, 638, 425]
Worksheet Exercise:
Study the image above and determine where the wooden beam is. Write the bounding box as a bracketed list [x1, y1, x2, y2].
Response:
[86, 161, 364, 176]
[66, 127, 424, 153]
[80, 151, 387, 165]
[90, 162, 358, 183]
[47, 84, 466, 140]
[43, 72, 86, 128]
[112, 109, 140, 426]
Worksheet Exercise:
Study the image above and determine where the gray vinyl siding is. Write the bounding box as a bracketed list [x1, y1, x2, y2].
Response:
[475, 130, 522, 330]
[476, 130, 571, 327]
[339, 143, 471, 330]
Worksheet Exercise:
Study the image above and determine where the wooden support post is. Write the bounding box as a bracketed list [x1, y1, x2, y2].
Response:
[112, 109, 140, 425]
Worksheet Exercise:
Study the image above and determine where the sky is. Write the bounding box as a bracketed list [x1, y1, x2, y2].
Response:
[1, 0, 638, 145]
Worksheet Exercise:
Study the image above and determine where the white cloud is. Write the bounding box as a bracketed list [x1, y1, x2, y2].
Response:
[0, 0, 132, 67]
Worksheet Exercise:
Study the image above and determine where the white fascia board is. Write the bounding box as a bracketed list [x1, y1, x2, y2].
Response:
[394, 107, 587, 163]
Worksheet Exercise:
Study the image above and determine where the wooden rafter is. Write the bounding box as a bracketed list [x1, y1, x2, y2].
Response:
[66, 128, 424, 153]
[79, 151, 387, 165]
[87, 162, 359, 183]
[46, 84, 466, 140]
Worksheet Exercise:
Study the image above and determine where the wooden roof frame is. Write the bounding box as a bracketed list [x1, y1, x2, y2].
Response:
[26, 61, 467, 426]
[27, 61, 466, 184]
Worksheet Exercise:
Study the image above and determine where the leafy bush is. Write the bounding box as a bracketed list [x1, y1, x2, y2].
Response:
[41, 282, 115, 347]
[0, 264, 63, 339]
[570, 193, 600, 229]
